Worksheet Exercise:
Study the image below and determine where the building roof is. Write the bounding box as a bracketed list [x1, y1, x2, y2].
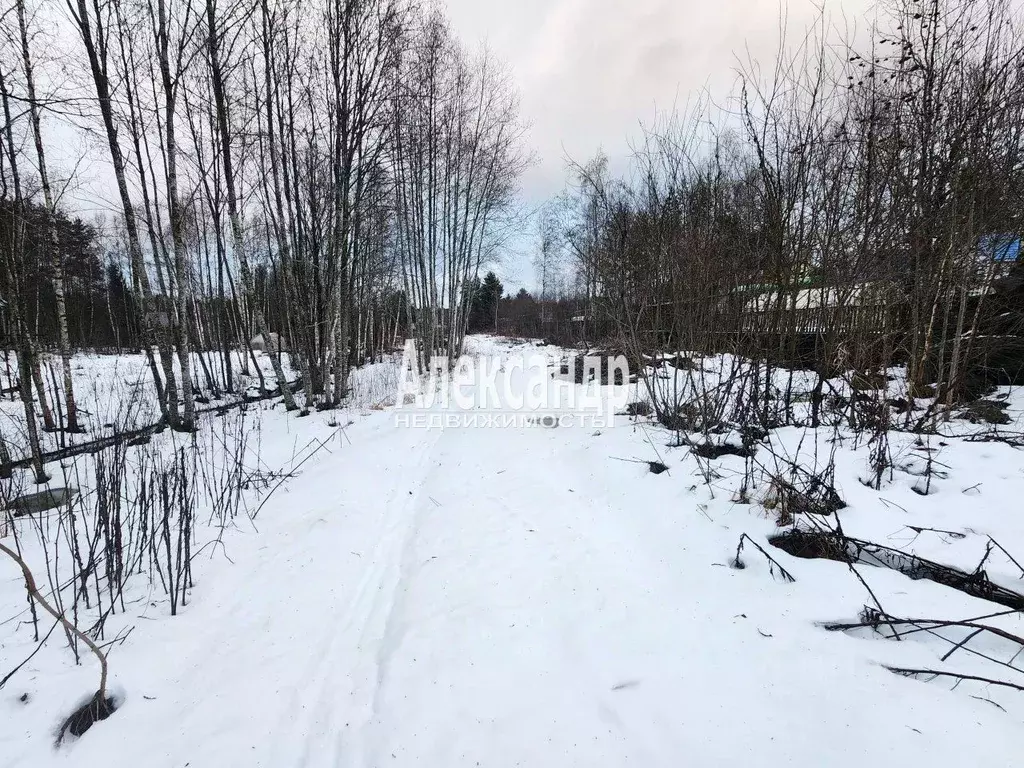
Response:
[981, 234, 1020, 262]
[743, 282, 891, 313]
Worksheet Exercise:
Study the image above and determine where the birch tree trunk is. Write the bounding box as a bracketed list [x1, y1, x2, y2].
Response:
[153, 0, 195, 429]
[16, 0, 82, 432]
[0, 71, 48, 481]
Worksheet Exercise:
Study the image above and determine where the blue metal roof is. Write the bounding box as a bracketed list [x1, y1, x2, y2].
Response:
[981, 235, 1020, 262]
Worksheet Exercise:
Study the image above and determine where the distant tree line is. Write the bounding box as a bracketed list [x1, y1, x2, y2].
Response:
[0, 201, 138, 350]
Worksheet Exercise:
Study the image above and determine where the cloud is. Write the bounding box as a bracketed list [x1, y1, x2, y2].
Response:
[444, 0, 873, 288]
[448, 0, 871, 198]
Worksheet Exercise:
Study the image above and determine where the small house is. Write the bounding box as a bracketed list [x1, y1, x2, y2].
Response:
[250, 331, 284, 354]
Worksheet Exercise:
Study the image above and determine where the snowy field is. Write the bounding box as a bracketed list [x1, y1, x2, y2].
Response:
[0, 349, 299, 459]
[2, 336, 1024, 767]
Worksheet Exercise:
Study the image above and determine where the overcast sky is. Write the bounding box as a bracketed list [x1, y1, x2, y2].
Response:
[53, 0, 878, 292]
[445, 0, 874, 289]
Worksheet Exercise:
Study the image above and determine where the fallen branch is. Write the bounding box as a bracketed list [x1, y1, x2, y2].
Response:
[886, 666, 1024, 693]
[0, 379, 303, 473]
[251, 427, 340, 520]
[734, 534, 796, 582]
[828, 610, 1024, 673]
[771, 528, 1024, 611]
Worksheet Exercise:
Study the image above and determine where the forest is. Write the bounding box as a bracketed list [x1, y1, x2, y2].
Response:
[1, 0, 526, 467]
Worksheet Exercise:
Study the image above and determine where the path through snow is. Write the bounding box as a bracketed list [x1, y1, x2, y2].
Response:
[4, 340, 1023, 767]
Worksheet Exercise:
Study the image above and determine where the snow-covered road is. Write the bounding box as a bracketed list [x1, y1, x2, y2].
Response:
[41, 422, 1017, 766]
[5, 340, 1023, 767]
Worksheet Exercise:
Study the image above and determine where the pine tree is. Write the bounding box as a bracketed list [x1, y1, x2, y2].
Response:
[469, 272, 503, 332]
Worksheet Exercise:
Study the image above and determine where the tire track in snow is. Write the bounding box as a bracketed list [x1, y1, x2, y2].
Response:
[362, 464, 433, 766]
[339, 425, 444, 768]
[208, 424, 435, 768]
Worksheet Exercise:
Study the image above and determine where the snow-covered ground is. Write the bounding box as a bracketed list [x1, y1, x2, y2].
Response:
[3, 336, 1024, 767]
[0, 349, 299, 458]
